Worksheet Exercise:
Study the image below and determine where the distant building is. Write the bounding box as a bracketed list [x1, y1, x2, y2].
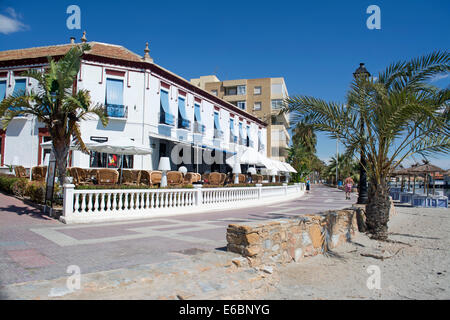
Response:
[190, 76, 290, 161]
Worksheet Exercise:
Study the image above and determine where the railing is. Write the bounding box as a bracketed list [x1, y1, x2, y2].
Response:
[214, 129, 224, 139]
[62, 183, 305, 224]
[193, 121, 205, 134]
[230, 135, 238, 144]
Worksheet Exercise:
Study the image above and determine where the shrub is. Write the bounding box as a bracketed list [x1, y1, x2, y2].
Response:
[12, 178, 29, 197]
[0, 174, 20, 194]
[25, 181, 46, 204]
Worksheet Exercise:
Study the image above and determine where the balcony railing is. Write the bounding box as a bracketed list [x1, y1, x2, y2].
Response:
[106, 104, 128, 119]
[193, 121, 205, 134]
[239, 137, 244, 145]
[178, 117, 191, 130]
[229, 134, 238, 144]
[259, 143, 265, 152]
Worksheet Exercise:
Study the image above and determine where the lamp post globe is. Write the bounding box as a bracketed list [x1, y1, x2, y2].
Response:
[353, 63, 370, 205]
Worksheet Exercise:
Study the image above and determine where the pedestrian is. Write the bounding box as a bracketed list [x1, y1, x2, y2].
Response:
[306, 179, 311, 193]
[344, 176, 354, 200]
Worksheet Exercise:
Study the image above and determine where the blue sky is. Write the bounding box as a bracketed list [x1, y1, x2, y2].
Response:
[1, 0, 449, 168]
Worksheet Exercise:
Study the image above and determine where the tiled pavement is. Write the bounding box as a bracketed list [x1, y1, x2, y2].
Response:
[0, 185, 356, 287]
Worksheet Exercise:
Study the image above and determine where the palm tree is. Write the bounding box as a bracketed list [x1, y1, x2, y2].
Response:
[283, 51, 449, 240]
[292, 122, 317, 154]
[0, 44, 108, 186]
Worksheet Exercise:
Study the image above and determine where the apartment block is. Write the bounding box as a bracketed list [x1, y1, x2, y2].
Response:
[190, 75, 290, 161]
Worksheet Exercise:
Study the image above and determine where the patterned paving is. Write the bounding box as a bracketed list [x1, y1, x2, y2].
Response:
[0, 185, 356, 285]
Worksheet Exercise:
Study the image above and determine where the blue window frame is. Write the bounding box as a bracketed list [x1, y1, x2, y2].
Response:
[0, 81, 6, 102]
[177, 97, 190, 129]
[106, 78, 125, 117]
[160, 89, 174, 125]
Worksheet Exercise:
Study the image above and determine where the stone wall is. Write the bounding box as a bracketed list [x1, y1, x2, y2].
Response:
[226, 209, 360, 267]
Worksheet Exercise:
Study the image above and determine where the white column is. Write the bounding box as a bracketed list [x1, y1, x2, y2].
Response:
[194, 184, 203, 206]
[63, 184, 75, 221]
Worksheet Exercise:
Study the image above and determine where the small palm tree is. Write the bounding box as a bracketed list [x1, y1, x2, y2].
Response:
[0, 44, 108, 186]
[283, 51, 449, 239]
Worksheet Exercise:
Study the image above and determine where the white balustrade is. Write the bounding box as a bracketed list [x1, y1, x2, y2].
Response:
[62, 182, 306, 224]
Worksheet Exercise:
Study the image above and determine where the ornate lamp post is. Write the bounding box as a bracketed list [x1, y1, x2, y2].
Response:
[353, 63, 370, 204]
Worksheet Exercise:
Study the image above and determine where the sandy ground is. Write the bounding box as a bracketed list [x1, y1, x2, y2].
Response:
[248, 205, 450, 300]
[2, 205, 449, 300]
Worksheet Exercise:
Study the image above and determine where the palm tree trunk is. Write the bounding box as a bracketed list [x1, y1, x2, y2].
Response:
[53, 142, 69, 187]
[365, 179, 390, 240]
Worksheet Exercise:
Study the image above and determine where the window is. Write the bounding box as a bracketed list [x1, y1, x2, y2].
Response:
[105, 78, 126, 117]
[194, 103, 205, 133]
[90, 152, 133, 169]
[9, 79, 26, 113]
[177, 97, 190, 129]
[253, 102, 261, 110]
[225, 87, 237, 96]
[160, 89, 174, 125]
[42, 136, 52, 164]
[211, 90, 218, 96]
[213, 112, 223, 138]
[246, 125, 251, 147]
[230, 118, 237, 143]
[0, 81, 6, 102]
[271, 83, 283, 94]
[254, 86, 261, 95]
[271, 99, 283, 110]
[237, 85, 246, 95]
[237, 101, 246, 110]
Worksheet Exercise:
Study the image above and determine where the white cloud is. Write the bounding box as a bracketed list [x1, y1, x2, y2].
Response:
[431, 73, 449, 82]
[0, 7, 28, 35]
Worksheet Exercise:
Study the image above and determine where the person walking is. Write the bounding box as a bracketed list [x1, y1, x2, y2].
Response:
[306, 179, 311, 193]
[344, 176, 354, 200]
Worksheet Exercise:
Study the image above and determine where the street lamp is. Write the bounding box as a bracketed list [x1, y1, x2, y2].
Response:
[353, 63, 370, 204]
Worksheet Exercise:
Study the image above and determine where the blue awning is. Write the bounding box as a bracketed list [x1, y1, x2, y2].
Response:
[0, 81, 6, 101]
[214, 112, 221, 130]
[194, 103, 202, 123]
[239, 122, 244, 138]
[106, 78, 123, 105]
[178, 97, 190, 128]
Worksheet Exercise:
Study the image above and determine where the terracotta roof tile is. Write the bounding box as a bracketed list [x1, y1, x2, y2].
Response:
[0, 42, 143, 62]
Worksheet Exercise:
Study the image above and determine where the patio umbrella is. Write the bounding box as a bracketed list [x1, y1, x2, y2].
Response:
[226, 148, 275, 170]
[408, 163, 445, 196]
[85, 137, 152, 184]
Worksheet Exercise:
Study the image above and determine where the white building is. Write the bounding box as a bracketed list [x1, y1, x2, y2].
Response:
[0, 38, 267, 173]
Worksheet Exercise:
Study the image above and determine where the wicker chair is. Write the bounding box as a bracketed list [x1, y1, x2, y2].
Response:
[193, 173, 201, 183]
[219, 173, 226, 185]
[31, 166, 47, 182]
[72, 167, 94, 185]
[150, 170, 162, 186]
[14, 166, 29, 178]
[96, 168, 119, 185]
[232, 173, 246, 184]
[183, 172, 196, 184]
[252, 174, 263, 184]
[121, 169, 141, 185]
[139, 170, 152, 186]
[207, 172, 222, 186]
[167, 171, 183, 187]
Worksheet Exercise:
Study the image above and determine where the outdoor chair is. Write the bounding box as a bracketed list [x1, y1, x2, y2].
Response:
[96, 168, 119, 185]
[14, 165, 29, 179]
[219, 173, 226, 185]
[183, 172, 196, 184]
[149, 170, 162, 186]
[74, 167, 93, 185]
[31, 166, 47, 182]
[167, 171, 183, 187]
[252, 174, 263, 184]
[231, 173, 246, 184]
[193, 173, 201, 183]
[139, 170, 152, 186]
[122, 169, 141, 186]
[208, 172, 222, 186]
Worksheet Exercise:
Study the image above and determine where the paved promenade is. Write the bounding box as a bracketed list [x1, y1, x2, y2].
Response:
[0, 185, 356, 287]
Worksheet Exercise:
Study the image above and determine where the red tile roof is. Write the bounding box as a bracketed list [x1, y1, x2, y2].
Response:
[0, 42, 143, 63]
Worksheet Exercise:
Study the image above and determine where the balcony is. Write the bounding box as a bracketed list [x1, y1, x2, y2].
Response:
[214, 129, 224, 140]
[229, 134, 237, 144]
[193, 121, 205, 135]
[106, 104, 128, 119]
[259, 143, 265, 152]
[239, 137, 244, 145]
[178, 117, 191, 130]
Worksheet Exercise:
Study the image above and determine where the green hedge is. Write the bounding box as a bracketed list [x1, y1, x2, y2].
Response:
[0, 174, 22, 194]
